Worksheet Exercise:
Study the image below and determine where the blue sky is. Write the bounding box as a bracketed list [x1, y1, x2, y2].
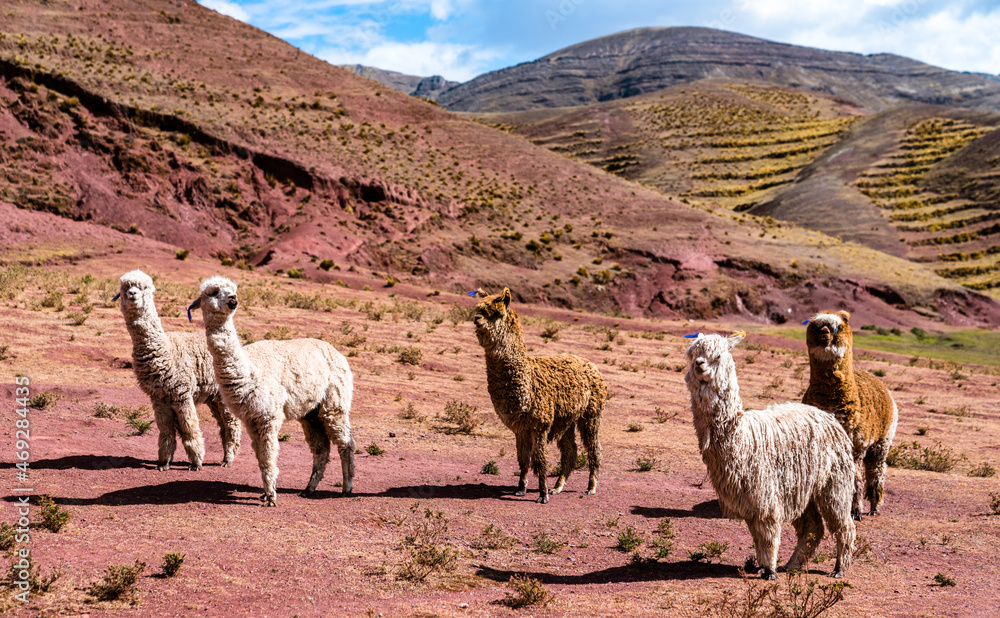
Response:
[198, 0, 1000, 82]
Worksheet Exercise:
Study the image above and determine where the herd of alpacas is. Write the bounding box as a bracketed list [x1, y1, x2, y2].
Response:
[112, 270, 898, 580]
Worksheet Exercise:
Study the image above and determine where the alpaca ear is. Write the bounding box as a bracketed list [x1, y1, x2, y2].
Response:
[727, 330, 746, 349]
[837, 310, 851, 323]
[500, 287, 511, 310]
[187, 297, 201, 323]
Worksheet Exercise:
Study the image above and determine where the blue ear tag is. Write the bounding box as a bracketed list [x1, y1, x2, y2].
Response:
[683, 333, 702, 338]
[801, 319, 810, 325]
[112, 291, 121, 301]
[467, 290, 478, 297]
[187, 307, 193, 323]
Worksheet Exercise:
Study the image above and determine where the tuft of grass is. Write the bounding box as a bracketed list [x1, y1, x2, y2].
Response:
[398, 346, 422, 366]
[175, 249, 189, 261]
[365, 443, 385, 456]
[634, 454, 658, 472]
[967, 462, 996, 478]
[29, 391, 58, 410]
[887, 441, 962, 472]
[398, 401, 426, 422]
[531, 532, 566, 554]
[615, 525, 643, 552]
[502, 575, 553, 609]
[540, 324, 561, 342]
[125, 407, 154, 436]
[989, 492, 1000, 515]
[90, 559, 146, 601]
[871, 368, 887, 377]
[654, 406, 677, 423]
[441, 399, 482, 435]
[277, 433, 291, 442]
[626, 422, 644, 433]
[701, 540, 730, 562]
[397, 507, 456, 582]
[0, 522, 17, 551]
[481, 460, 500, 475]
[160, 553, 185, 577]
[933, 573, 956, 587]
[472, 524, 517, 550]
[916, 426, 929, 436]
[652, 518, 675, 559]
[36, 495, 71, 533]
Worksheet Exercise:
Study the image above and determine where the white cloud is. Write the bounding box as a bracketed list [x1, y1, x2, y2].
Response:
[199, 0, 250, 22]
[430, 0, 454, 20]
[320, 41, 500, 81]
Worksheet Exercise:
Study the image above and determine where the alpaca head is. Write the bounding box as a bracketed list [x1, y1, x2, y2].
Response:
[115, 270, 157, 319]
[684, 331, 746, 389]
[473, 288, 519, 350]
[805, 311, 852, 362]
[188, 276, 240, 325]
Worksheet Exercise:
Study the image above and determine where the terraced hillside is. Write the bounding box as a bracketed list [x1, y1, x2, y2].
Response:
[485, 82, 861, 211]
[856, 117, 1000, 295]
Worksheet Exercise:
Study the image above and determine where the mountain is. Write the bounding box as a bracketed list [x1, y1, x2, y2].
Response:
[341, 64, 458, 100]
[0, 0, 996, 326]
[436, 27, 1000, 113]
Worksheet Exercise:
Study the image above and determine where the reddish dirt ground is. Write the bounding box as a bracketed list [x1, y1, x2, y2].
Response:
[1, 249, 998, 617]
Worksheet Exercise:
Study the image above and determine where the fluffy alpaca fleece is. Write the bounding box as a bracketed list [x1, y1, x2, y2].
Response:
[116, 270, 241, 471]
[803, 311, 899, 520]
[189, 276, 355, 506]
[474, 288, 606, 503]
[685, 332, 856, 579]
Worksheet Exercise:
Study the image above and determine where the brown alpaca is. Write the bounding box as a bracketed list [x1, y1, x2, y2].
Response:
[473, 288, 606, 503]
[803, 311, 898, 520]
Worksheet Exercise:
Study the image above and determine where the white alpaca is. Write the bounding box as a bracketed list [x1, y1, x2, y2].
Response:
[188, 276, 355, 506]
[115, 270, 241, 470]
[684, 331, 856, 579]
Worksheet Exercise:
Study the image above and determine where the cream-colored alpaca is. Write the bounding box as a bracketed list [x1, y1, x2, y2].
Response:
[115, 270, 240, 470]
[684, 332, 856, 579]
[188, 276, 355, 506]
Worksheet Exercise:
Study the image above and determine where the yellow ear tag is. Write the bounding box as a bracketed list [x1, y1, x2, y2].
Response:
[731, 330, 746, 339]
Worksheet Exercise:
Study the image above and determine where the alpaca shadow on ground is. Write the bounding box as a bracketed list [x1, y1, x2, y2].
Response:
[18, 480, 292, 507]
[1, 455, 156, 471]
[476, 559, 740, 586]
[356, 483, 513, 501]
[631, 500, 725, 520]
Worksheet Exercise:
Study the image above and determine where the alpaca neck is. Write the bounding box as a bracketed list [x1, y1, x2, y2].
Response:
[482, 320, 532, 408]
[204, 315, 255, 395]
[691, 374, 744, 453]
[125, 310, 170, 367]
[809, 350, 856, 398]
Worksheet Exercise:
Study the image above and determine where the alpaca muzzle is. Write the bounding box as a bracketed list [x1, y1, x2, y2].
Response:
[227, 297, 239, 310]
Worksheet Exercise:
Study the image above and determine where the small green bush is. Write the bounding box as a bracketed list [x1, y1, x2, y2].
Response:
[365, 443, 385, 456]
[398, 346, 422, 366]
[616, 525, 643, 552]
[175, 249, 189, 261]
[531, 532, 565, 554]
[36, 495, 71, 533]
[161, 553, 185, 577]
[481, 460, 500, 475]
[502, 575, 553, 608]
[90, 559, 146, 601]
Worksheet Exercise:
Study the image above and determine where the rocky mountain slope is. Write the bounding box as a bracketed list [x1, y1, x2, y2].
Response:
[0, 1, 996, 325]
[341, 64, 457, 99]
[437, 27, 1000, 113]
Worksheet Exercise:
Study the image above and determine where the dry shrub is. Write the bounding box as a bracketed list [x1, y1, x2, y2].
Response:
[711, 568, 851, 618]
[90, 559, 145, 602]
[887, 441, 962, 472]
[397, 507, 456, 582]
[440, 399, 482, 434]
[502, 575, 553, 609]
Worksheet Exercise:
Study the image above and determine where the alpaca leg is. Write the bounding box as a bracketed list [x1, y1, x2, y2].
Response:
[578, 414, 601, 495]
[864, 440, 890, 516]
[300, 413, 331, 496]
[250, 422, 281, 506]
[786, 501, 824, 572]
[175, 398, 206, 471]
[514, 434, 531, 496]
[321, 408, 355, 496]
[818, 494, 856, 578]
[550, 426, 577, 495]
[531, 433, 550, 504]
[152, 400, 178, 471]
[207, 396, 241, 467]
[851, 453, 866, 521]
[748, 519, 781, 580]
